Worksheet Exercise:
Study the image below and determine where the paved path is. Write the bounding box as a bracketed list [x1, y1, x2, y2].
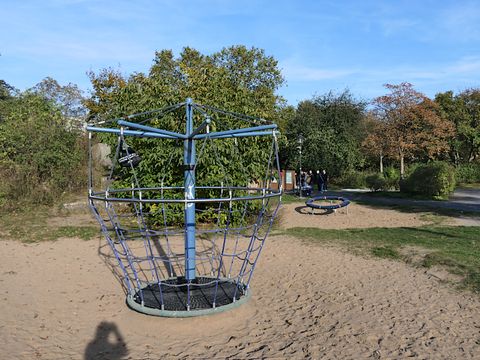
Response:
[317, 188, 480, 213]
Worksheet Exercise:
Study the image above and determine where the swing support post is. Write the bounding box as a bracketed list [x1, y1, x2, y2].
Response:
[184, 98, 196, 281]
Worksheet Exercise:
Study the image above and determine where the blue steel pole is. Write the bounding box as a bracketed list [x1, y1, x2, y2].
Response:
[184, 98, 196, 281]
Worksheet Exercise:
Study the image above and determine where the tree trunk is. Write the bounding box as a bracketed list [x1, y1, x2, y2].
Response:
[379, 154, 384, 173]
[453, 150, 459, 166]
[468, 140, 476, 162]
[400, 152, 405, 177]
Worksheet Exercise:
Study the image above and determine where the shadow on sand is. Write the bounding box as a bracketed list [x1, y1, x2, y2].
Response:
[84, 321, 128, 360]
[294, 205, 335, 215]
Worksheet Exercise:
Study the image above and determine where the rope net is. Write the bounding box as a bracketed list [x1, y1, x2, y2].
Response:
[87, 100, 282, 316]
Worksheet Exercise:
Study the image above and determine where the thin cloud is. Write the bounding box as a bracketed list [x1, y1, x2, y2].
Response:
[447, 56, 480, 74]
[281, 63, 354, 81]
[441, 2, 480, 41]
[379, 18, 420, 37]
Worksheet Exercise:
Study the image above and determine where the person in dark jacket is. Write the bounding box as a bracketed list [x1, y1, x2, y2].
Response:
[322, 169, 328, 191]
[316, 170, 324, 192]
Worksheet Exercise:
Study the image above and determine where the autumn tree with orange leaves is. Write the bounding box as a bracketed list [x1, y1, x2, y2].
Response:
[372, 83, 455, 176]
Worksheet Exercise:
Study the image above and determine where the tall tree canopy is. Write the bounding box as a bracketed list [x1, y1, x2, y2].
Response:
[31, 77, 87, 120]
[372, 83, 454, 175]
[361, 111, 390, 173]
[85, 46, 285, 190]
[0, 80, 17, 101]
[284, 90, 366, 177]
[86, 46, 284, 121]
[435, 88, 480, 163]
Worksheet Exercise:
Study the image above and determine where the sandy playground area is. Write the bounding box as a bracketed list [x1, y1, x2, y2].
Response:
[1, 202, 479, 359]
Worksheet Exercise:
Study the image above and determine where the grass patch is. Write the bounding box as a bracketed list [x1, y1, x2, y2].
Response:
[371, 246, 400, 259]
[50, 226, 100, 241]
[284, 226, 480, 292]
[418, 212, 451, 225]
[281, 193, 305, 204]
[0, 207, 99, 243]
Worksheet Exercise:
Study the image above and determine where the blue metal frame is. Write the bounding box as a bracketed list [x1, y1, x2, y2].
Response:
[87, 98, 280, 285]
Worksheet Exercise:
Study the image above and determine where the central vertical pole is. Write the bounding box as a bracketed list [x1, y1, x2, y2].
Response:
[184, 98, 196, 281]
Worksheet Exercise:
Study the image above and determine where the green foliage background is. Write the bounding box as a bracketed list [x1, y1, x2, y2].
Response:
[283, 90, 366, 177]
[87, 46, 285, 190]
[85, 46, 285, 225]
[0, 89, 85, 208]
[1, 45, 480, 212]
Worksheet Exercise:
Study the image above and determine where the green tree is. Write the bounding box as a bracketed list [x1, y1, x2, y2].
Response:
[436, 89, 480, 163]
[0, 80, 17, 100]
[86, 46, 283, 121]
[0, 91, 85, 208]
[85, 46, 285, 197]
[0, 81, 18, 121]
[285, 90, 366, 177]
[31, 77, 87, 120]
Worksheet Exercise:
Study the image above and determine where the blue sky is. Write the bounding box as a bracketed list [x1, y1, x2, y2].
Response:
[1, 0, 479, 105]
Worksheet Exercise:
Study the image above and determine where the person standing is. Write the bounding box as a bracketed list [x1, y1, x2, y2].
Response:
[306, 170, 312, 186]
[316, 170, 324, 192]
[322, 169, 328, 191]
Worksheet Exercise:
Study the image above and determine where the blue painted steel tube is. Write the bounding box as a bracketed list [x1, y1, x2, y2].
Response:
[117, 120, 186, 139]
[193, 124, 277, 139]
[189, 118, 211, 138]
[205, 131, 276, 139]
[184, 98, 196, 281]
[86, 126, 177, 139]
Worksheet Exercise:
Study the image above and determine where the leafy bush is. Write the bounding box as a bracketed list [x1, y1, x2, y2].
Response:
[404, 162, 422, 177]
[365, 173, 386, 191]
[335, 171, 368, 189]
[383, 166, 400, 190]
[383, 166, 399, 179]
[0, 93, 86, 209]
[455, 163, 480, 184]
[400, 161, 456, 199]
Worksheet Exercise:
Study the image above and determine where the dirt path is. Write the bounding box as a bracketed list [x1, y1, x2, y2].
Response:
[1, 234, 479, 359]
[325, 188, 480, 214]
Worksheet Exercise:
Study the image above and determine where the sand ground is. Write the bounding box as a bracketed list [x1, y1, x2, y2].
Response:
[278, 202, 433, 229]
[1, 203, 479, 359]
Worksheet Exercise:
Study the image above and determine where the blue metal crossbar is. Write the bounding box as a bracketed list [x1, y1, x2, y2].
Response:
[117, 120, 187, 139]
[86, 126, 177, 139]
[194, 124, 277, 140]
[88, 122, 276, 141]
[210, 131, 276, 139]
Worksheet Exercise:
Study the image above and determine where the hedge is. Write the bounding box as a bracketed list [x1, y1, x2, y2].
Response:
[400, 161, 456, 199]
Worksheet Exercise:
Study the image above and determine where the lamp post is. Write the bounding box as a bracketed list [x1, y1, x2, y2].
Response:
[298, 134, 304, 198]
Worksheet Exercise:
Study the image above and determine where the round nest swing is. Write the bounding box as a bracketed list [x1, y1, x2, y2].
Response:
[305, 195, 350, 211]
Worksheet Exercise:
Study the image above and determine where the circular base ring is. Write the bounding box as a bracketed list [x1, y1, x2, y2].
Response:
[126, 277, 251, 317]
[305, 195, 350, 210]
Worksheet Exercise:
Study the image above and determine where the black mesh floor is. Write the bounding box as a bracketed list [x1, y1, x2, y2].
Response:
[132, 277, 247, 311]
